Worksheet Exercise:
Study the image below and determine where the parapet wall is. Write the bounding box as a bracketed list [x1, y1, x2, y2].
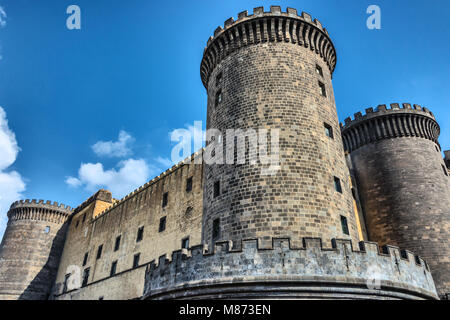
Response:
[143, 238, 438, 300]
[8, 199, 73, 224]
[341, 103, 439, 152]
[201, 6, 337, 87]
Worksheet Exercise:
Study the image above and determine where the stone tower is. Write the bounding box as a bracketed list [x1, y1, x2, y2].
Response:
[201, 6, 361, 248]
[341, 103, 450, 297]
[0, 200, 73, 300]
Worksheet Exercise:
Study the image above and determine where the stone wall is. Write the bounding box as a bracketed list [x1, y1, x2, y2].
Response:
[53, 153, 204, 300]
[143, 237, 438, 300]
[0, 200, 73, 300]
[341, 103, 450, 297]
[201, 6, 361, 249]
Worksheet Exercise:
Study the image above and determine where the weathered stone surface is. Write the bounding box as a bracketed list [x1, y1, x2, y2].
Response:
[143, 238, 438, 300]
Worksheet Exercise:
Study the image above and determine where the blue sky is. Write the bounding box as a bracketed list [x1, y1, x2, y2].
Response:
[0, 0, 449, 238]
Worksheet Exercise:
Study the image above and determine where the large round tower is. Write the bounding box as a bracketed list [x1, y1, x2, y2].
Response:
[341, 103, 450, 297]
[201, 6, 361, 248]
[0, 200, 73, 300]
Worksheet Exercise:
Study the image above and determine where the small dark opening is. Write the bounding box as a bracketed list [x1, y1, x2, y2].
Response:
[340, 215, 349, 235]
[159, 217, 166, 233]
[82, 252, 89, 266]
[96, 245, 103, 260]
[324, 122, 333, 138]
[216, 72, 223, 86]
[334, 177, 342, 193]
[442, 164, 448, 176]
[214, 181, 220, 198]
[110, 261, 117, 277]
[212, 218, 220, 240]
[316, 64, 323, 77]
[136, 226, 144, 242]
[114, 235, 121, 252]
[182, 237, 190, 249]
[82, 268, 90, 287]
[162, 192, 168, 207]
[215, 89, 222, 107]
[133, 253, 140, 269]
[186, 177, 193, 192]
[318, 81, 327, 97]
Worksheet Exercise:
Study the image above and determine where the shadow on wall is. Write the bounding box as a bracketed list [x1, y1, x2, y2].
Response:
[18, 221, 70, 300]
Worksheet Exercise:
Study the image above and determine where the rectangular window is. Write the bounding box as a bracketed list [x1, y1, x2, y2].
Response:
[318, 81, 327, 97]
[82, 268, 90, 287]
[214, 181, 220, 198]
[82, 252, 89, 266]
[162, 192, 168, 207]
[82, 213, 86, 223]
[114, 235, 121, 252]
[159, 217, 166, 233]
[96, 245, 103, 260]
[341, 215, 349, 235]
[136, 226, 144, 242]
[182, 237, 190, 249]
[133, 253, 140, 269]
[110, 261, 117, 277]
[63, 274, 70, 293]
[334, 177, 342, 193]
[75, 220, 79, 228]
[186, 177, 193, 192]
[324, 123, 333, 139]
[212, 218, 220, 240]
[443, 164, 449, 176]
[216, 72, 223, 86]
[316, 64, 323, 77]
[215, 89, 222, 107]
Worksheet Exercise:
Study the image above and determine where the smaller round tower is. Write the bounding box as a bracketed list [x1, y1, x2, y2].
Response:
[0, 200, 73, 300]
[341, 103, 450, 298]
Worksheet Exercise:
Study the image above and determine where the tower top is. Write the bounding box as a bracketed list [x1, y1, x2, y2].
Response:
[200, 6, 337, 88]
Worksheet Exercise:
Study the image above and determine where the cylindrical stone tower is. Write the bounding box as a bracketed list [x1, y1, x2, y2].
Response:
[341, 103, 450, 298]
[201, 6, 360, 248]
[0, 200, 73, 300]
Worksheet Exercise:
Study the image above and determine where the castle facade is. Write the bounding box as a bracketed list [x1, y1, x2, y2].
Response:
[0, 6, 448, 300]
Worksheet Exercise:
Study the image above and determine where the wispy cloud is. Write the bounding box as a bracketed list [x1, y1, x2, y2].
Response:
[91, 130, 134, 158]
[0, 107, 26, 238]
[155, 156, 174, 169]
[66, 159, 152, 198]
[0, 6, 7, 28]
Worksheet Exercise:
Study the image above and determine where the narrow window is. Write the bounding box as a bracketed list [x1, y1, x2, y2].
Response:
[82, 252, 89, 266]
[324, 123, 333, 139]
[44, 226, 50, 234]
[212, 218, 220, 240]
[82, 213, 86, 223]
[316, 64, 323, 77]
[75, 220, 79, 228]
[318, 81, 327, 97]
[341, 215, 349, 235]
[96, 245, 103, 260]
[182, 237, 190, 249]
[216, 72, 223, 86]
[159, 217, 166, 233]
[110, 261, 117, 277]
[114, 235, 121, 252]
[133, 253, 140, 269]
[82, 268, 90, 287]
[186, 177, 193, 192]
[162, 192, 168, 208]
[215, 89, 222, 107]
[443, 164, 449, 176]
[136, 226, 144, 242]
[214, 181, 220, 198]
[63, 274, 71, 293]
[334, 177, 342, 193]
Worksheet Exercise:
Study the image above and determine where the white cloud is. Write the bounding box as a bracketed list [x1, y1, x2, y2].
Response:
[0, 107, 26, 238]
[66, 159, 151, 198]
[91, 130, 134, 158]
[0, 6, 6, 28]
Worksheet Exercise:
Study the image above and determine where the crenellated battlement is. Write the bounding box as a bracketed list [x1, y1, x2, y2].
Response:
[340, 103, 440, 152]
[200, 6, 337, 88]
[8, 199, 73, 224]
[143, 237, 438, 300]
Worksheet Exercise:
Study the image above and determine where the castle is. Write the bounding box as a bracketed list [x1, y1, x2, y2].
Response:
[0, 6, 448, 300]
